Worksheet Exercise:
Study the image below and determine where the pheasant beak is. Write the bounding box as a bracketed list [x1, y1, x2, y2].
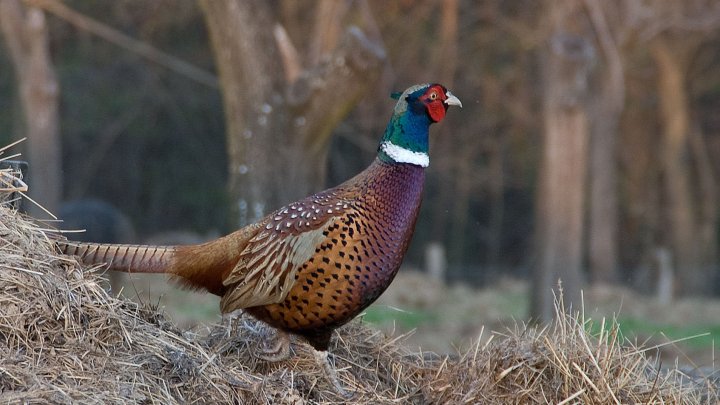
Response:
[444, 91, 462, 108]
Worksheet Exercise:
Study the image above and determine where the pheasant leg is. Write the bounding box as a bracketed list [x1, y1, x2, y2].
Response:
[313, 349, 353, 399]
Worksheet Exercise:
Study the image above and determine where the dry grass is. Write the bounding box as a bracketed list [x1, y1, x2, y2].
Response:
[426, 299, 717, 404]
[0, 159, 716, 403]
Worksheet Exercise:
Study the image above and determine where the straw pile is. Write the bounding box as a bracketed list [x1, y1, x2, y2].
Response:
[0, 160, 715, 404]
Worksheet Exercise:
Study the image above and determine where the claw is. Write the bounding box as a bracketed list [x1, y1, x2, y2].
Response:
[257, 329, 291, 362]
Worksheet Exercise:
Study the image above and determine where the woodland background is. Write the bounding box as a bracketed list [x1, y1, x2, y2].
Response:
[2, 0, 720, 335]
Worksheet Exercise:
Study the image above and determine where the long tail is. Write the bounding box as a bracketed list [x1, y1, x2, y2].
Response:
[58, 241, 176, 274]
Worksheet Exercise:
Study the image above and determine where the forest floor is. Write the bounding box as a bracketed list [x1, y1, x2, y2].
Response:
[115, 269, 718, 370]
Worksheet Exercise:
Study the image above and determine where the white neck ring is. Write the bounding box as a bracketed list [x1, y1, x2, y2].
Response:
[381, 142, 429, 167]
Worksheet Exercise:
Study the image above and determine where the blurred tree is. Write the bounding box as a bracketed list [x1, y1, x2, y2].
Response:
[651, 35, 717, 296]
[630, 0, 720, 296]
[25, 0, 228, 235]
[0, 0, 60, 215]
[30, 0, 217, 88]
[1, 0, 719, 297]
[532, 0, 595, 322]
[432, 0, 465, 265]
[584, 0, 625, 284]
[199, 0, 386, 227]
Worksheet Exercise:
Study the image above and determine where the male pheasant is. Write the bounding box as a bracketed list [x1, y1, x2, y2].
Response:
[58, 83, 461, 394]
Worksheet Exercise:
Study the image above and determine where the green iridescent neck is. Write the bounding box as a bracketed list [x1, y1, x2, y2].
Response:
[377, 87, 432, 167]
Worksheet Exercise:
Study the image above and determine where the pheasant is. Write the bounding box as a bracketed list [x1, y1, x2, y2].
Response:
[58, 83, 461, 395]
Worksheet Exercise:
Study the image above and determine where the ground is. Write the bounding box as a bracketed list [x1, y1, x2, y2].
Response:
[113, 268, 718, 369]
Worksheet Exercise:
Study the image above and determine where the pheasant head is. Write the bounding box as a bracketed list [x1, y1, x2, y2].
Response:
[378, 83, 462, 167]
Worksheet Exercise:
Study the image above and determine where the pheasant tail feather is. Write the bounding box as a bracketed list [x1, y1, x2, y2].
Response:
[59, 242, 175, 274]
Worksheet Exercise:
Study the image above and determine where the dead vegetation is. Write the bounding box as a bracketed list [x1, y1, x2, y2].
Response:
[0, 162, 716, 404]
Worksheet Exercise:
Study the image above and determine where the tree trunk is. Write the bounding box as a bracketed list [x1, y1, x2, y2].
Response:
[690, 126, 719, 293]
[0, 0, 60, 215]
[429, 0, 459, 262]
[585, 0, 623, 284]
[531, 31, 594, 323]
[199, 0, 385, 227]
[200, 0, 282, 226]
[449, 146, 473, 265]
[486, 138, 505, 272]
[435, 0, 458, 89]
[650, 37, 712, 295]
[588, 105, 620, 284]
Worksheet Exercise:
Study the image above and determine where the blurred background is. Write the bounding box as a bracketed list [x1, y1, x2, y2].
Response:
[2, 0, 720, 367]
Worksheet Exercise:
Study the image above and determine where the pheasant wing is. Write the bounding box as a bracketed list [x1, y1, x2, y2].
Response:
[220, 197, 352, 310]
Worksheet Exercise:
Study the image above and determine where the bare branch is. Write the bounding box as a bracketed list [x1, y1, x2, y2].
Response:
[626, 0, 720, 42]
[273, 24, 302, 84]
[309, 0, 351, 66]
[583, 0, 625, 107]
[357, 0, 383, 48]
[294, 26, 386, 155]
[0, 0, 28, 65]
[436, 0, 458, 87]
[1, 0, 61, 214]
[25, 0, 218, 88]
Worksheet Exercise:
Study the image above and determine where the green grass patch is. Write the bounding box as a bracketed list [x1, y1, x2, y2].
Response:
[494, 291, 529, 320]
[588, 316, 719, 349]
[362, 305, 436, 329]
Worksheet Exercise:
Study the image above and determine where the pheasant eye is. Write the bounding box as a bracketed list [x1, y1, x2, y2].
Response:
[429, 92, 438, 100]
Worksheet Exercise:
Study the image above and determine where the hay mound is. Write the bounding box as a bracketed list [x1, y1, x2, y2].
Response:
[0, 173, 715, 403]
[427, 312, 717, 404]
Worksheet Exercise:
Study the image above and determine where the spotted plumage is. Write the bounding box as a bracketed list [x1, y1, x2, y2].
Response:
[58, 83, 461, 393]
[243, 160, 425, 349]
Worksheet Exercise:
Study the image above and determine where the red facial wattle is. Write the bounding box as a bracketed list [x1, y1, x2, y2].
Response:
[422, 84, 450, 123]
[427, 101, 447, 122]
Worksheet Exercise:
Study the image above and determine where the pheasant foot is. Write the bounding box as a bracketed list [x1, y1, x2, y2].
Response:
[313, 349, 353, 399]
[257, 329, 291, 362]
